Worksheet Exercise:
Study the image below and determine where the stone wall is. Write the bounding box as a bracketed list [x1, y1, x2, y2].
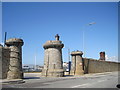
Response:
[0, 45, 2, 79]
[83, 58, 120, 74]
[0, 45, 10, 79]
[0, 46, 3, 79]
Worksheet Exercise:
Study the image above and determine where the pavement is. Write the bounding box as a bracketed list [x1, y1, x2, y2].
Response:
[1, 79, 25, 84]
[1, 71, 120, 88]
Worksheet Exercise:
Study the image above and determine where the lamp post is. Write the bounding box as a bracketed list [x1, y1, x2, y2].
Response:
[34, 54, 37, 70]
[83, 22, 96, 58]
[67, 48, 71, 74]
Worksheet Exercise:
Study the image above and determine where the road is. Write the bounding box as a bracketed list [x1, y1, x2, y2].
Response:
[2, 71, 119, 88]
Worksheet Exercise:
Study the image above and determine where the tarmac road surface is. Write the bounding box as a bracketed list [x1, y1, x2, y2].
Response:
[2, 71, 119, 88]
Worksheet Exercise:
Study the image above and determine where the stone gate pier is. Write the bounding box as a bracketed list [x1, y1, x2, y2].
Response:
[0, 44, 10, 79]
[42, 34, 64, 77]
[70, 50, 84, 75]
[5, 38, 24, 79]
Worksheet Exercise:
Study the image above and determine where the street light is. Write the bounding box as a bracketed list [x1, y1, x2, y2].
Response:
[34, 53, 37, 70]
[83, 22, 96, 58]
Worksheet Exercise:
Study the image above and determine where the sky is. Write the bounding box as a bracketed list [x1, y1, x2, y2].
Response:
[2, 2, 118, 65]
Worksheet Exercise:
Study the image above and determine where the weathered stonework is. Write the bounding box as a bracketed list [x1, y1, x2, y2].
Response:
[84, 58, 120, 74]
[0, 44, 10, 79]
[42, 34, 64, 77]
[5, 38, 24, 79]
[70, 51, 119, 74]
[70, 50, 84, 75]
[0, 45, 2, 79]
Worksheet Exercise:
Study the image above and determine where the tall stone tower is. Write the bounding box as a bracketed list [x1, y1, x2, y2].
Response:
[5, 38, 24, 79]
[99, 51, 105, 61]
[42, 34, 64, 77]
[70, 50, 84, 75]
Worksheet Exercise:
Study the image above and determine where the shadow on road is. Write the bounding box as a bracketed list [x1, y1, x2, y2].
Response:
[23, 77, 40, 79]
[64, 75, 74, 77]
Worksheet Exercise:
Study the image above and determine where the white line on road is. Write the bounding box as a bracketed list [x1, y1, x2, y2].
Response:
[71, 79, 107, 88]
[98, 80, 106, 82]
[71, 83, 90, 88]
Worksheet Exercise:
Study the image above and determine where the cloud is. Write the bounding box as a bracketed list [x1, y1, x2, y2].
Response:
[0, 42, 4, 46]
[105, 55, 109, 60]
[105, 55, 118, 62]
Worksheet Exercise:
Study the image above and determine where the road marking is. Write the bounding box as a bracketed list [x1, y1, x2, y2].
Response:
[71, 79, 107, 88]
[71, 83, 90, 88]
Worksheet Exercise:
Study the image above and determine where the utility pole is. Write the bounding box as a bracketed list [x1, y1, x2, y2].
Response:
[67, 47, 71, 74]
[35, 54, 37, 71]
[83, 30, 85, 58]
[68, 48, 70, 62]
